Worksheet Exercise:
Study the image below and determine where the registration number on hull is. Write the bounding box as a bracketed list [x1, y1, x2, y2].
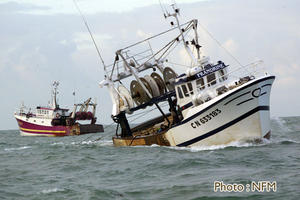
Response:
[191, 109, 221, 128]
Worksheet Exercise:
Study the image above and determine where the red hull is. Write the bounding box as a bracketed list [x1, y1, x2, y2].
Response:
[16, 116, 104, 137]
[16, 118, 70, 136]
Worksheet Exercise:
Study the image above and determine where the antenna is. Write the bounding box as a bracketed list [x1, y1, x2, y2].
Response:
[73, 0, 108, 75]
[159, 0, 168, 18]
[159, 0, 180, 19]
[161, 1, 198, 66]
[73, 90, 76, 105]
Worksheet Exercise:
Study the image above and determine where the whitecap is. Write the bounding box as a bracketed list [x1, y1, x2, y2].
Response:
[132, 144, 160, 148]
[272, 138, 300, 144]
[50, 142, 64, 146]
[71, 139, 113, 146]
[4, 146, 31, 152]
[97, 140, 114, 146]
[167, 140, 270, 152]
[190, 141, 255, 152]
[40, 188, 64, 194]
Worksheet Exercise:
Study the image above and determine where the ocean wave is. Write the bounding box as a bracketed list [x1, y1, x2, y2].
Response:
[112, 138, 274, 151]
[50, 142, 65, 146]
[191, 141, 257, 152]
[131, 144, 161, 148]
[4, 146, 31, 152]
[49, 136, 299, 150]
[167, 139, 272, 152]
[272, 138, 300, 145]
[40, 188, 64, 194]
[272, 116, 292, 132]
[50, 139, 113, 147]
[79, 139, 113, 146]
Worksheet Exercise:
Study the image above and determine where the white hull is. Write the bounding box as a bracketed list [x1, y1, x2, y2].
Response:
[165, 75, 275, 147]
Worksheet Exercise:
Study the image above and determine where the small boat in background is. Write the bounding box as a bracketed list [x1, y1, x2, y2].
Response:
[14, 81, 104, 136]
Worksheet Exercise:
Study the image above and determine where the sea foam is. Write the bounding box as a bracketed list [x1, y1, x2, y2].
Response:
[40, 188, 64, 194]
[4, 146, 31, 152]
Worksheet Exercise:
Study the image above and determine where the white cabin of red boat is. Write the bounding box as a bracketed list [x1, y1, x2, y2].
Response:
[36, 106, 69, 118]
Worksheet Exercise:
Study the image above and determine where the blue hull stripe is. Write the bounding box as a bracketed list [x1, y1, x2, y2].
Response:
[177, 106, 269, 147]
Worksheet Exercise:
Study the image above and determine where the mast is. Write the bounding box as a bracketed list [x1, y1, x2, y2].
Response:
[192, 19, 201, 60]
[163, 3, 198, 67]
[99, 2, 201, 118]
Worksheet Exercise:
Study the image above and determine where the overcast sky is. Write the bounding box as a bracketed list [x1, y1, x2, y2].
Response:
[1, 0, 299, 130]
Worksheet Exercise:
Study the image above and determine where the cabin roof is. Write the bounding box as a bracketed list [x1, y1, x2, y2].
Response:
[175, 61, 227, 85]
[36, 106, 69, 111]
[36, 106, 54, 110]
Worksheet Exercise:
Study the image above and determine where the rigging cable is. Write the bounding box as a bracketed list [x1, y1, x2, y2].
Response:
[73, 0, 108, 74]
[78, 121, 115, 144]
[128, 103, 169, 123]
[160, 27, 190, 62]
[121, 21, 190, 51]
[197, 22, 249, 73]
[159, 0, 168, 17]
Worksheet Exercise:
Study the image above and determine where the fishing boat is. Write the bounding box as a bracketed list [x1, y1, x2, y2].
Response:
[14, 81, 104, 136]
[99, 4, 275, 147]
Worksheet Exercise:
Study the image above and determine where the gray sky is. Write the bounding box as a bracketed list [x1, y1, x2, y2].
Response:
[1, 0, 299, 130]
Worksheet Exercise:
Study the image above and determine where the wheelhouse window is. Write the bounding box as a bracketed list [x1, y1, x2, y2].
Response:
[219, 69, 227, 81]
[181, 85, 189, 97]
[196, 78, 205, 90]
[177, 86, 183, 99]
[207, 73, 217, 86]
[187, 82, 194, 95]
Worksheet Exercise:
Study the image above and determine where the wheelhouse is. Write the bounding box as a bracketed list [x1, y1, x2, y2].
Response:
[36, 106, 69, 118]
[175, 61, 228, 107]
[36, 107, 54, 118]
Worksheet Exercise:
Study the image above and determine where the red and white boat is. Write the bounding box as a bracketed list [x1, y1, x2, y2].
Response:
[14, 81, 104, 137]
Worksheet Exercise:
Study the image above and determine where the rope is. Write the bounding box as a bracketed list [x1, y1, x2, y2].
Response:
[120, 21, 191, 51]
[79, 101, 168, 143]
[73, 0, 107, 74]
[128, 102, 169, 123]
[197, 22, 249, 74]
[129, 135, 138, 146]
[128, 108, 157, 122]
[160, 27, 191, 63]
[78, 121, 115, 144]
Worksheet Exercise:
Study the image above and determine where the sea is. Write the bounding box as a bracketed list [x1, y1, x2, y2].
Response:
[0, 117, 299, 200]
